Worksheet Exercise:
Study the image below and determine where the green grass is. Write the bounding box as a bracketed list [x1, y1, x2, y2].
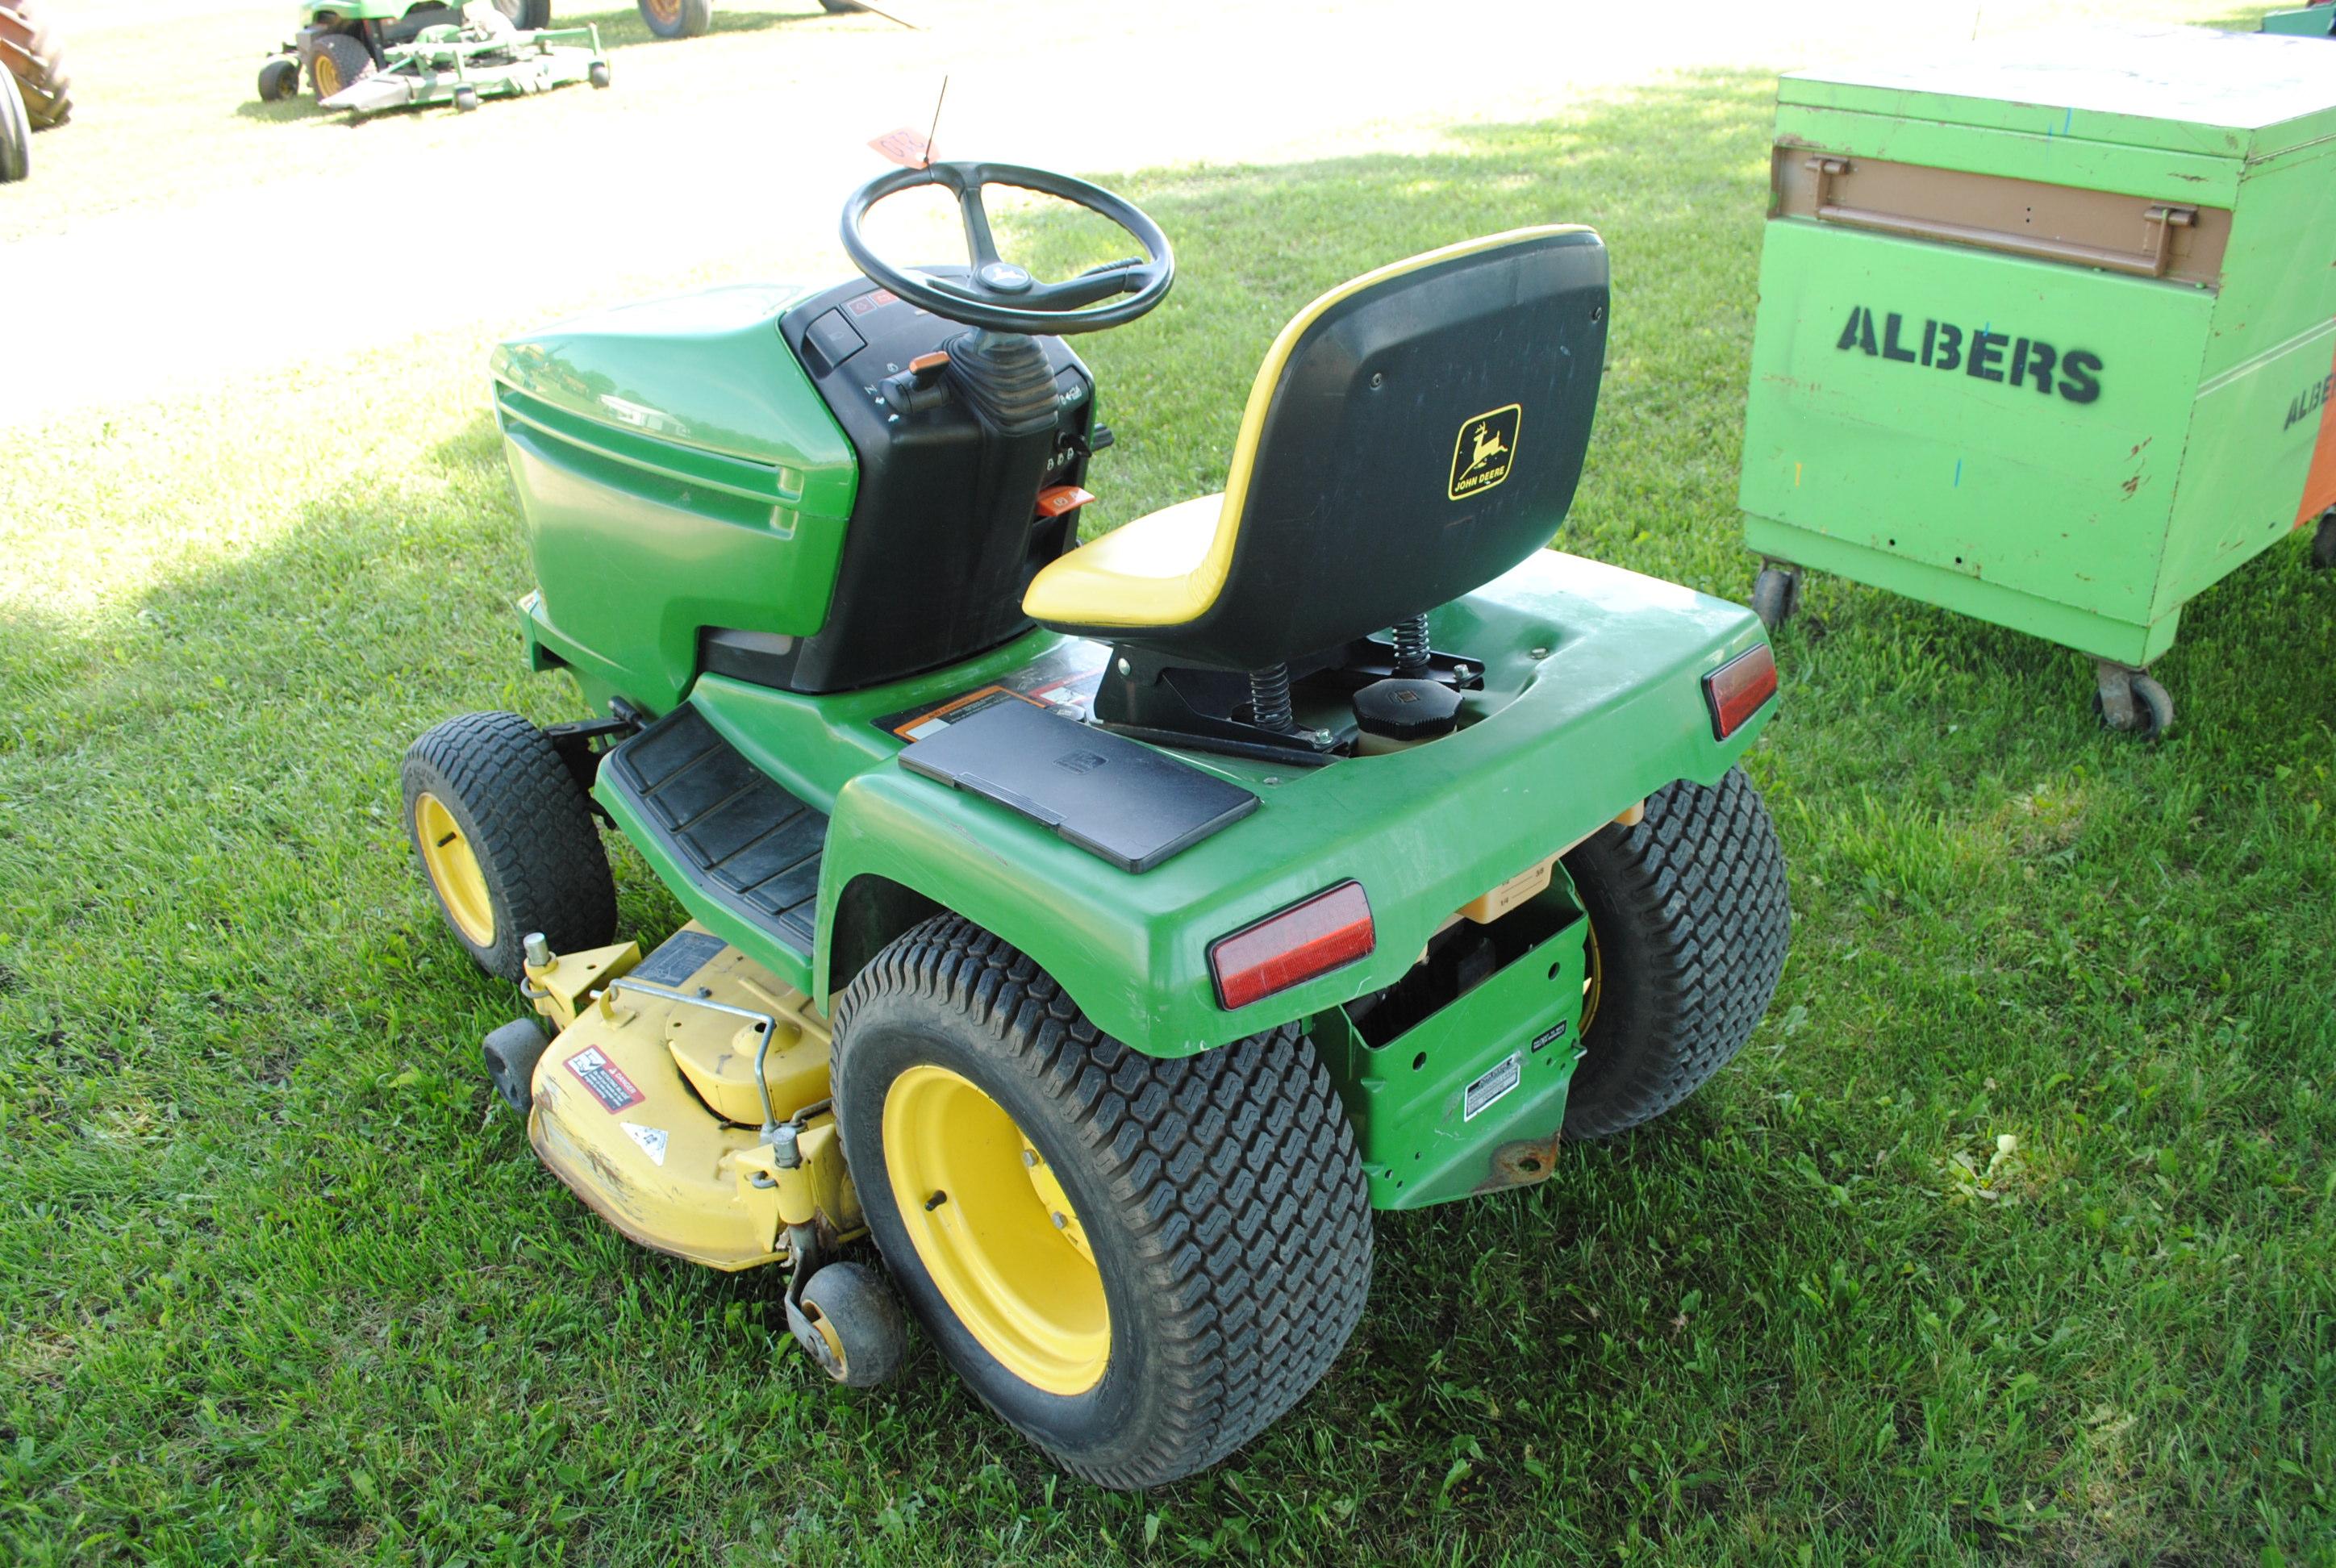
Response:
[6, 35, 2336, 1568]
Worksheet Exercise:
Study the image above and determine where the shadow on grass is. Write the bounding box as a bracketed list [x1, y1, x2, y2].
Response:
[6, 69, 2334, 1566]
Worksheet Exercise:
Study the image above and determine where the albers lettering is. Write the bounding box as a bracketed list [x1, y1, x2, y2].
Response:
[2286, 371, 2334, 433]
[1834, 305, 2101, 405]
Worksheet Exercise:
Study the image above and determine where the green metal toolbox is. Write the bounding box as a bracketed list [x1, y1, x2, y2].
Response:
[1737, 24, 2336, 733]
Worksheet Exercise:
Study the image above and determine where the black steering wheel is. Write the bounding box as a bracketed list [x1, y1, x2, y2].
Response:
[839, 161, 1174, 336]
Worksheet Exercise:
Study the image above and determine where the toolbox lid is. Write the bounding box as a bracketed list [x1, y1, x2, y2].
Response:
[1781, 23, 2336, 163]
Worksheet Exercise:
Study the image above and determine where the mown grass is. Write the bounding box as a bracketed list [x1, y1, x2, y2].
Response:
[5, 52, 2334, 1568]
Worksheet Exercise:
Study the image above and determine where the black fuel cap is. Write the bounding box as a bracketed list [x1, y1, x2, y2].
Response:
[1352, 678, 1462, 743]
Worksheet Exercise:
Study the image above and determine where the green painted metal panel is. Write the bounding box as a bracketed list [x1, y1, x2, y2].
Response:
[2263, 5, 2336, 39]
[493, 286, 858, 713]
[1778, 24, 2336, 161]
[1312, 886, 1589, 1210]
[1744, 25, 2336, 667]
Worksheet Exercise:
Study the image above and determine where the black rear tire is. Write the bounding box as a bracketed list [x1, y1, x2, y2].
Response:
[308, 31, 373, 102]
[833, 915, 1374, 1489]
[0, 68, 27, 184]
[494, 0, 553, 27]
[639, 0, 713, 38]
[400, 711, 618, 982]
[1559, 768, 1791, 1139]
[0, 0, 69, 130]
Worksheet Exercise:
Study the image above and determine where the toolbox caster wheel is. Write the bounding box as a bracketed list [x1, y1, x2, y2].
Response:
[589, 60, 611, 89]
[2312, 511, 2336, 572]
[790, 1261, 907, 1389]
[2093, 661, 2174, 740]
[453, 85, 479, 114]
[257, 57, 299, 102]
[482, 1016, 550, 1115]
[1750, 563, 1801, 630]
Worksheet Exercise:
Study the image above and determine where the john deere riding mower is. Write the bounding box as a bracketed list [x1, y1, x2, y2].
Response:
[403, 159, 1792, 1487]
[258, 2, 607, 115]
[0, 0, 69, 186]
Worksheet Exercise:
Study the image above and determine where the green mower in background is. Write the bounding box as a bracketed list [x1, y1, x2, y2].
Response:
[403, 158, 1791, 1487]
[257, 2, 607, 114]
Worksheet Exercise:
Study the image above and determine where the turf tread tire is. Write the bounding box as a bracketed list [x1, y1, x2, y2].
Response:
[401, 711, 617, 982]
[1559, 767, 1790, 1140]
[0, 0, 68, 129]
[833, 915, 1374, 1489]
[0, 67, 27, 183]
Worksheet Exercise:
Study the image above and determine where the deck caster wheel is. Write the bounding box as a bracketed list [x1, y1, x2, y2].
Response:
[482, 1017, 550, 1115]
[790, 1261, 908, 1389]
[1750, 563, 1802, 630]
[401, 711, 619, 982]
[257, 56, 299, 102]
[588, 60, 611, 89]
[2313, 511, 2336, 571]
[2092, 661, 2173, 740]
[452, 84, 479, 113]
[832, 915, 1373, 1489]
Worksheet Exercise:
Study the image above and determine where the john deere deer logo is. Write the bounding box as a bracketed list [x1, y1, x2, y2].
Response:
[1449, 404, 1521, 500]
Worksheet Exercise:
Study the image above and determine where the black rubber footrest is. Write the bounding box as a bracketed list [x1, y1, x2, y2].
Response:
[603, 705, 826, 957]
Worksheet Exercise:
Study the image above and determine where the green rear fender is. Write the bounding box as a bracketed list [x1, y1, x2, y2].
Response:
[811, 551, 1775, 1057]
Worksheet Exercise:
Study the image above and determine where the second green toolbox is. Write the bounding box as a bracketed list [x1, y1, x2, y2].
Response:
[1738, 23, 2336, 735]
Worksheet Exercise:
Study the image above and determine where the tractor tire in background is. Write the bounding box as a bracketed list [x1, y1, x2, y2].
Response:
[1558, 767, 1792, 1140]
[819, 0, 867, 10]
[638, 0, 713, 39]
[400, 711, 619, 982]
[0, 66, 27, 183]
[832, 915, 1374, 1489]
[0, 0, 69, 130]
[494, 0, 553, 27]
[308, 31, 375, 102]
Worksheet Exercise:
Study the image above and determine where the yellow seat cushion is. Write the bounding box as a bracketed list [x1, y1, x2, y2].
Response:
[1021, 492, 1239, 628]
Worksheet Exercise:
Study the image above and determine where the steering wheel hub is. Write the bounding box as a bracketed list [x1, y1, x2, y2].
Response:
[840, 161, 1175, 336]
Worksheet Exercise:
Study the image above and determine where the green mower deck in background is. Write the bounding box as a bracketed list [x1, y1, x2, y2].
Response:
[257, 2, 605, 111]
[1738, 23, 2336, 736]
[2263, 3, 2336, 36]
[402, 158, 1790, 1487]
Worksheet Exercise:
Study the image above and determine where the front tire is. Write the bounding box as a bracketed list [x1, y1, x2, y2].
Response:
[833, 916, 1374, 1489]
[400, 711, 617, 982]
[1559, 768, 1791, 1139]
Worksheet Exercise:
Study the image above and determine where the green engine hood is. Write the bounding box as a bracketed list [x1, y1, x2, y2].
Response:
[490, 285, 862, 714]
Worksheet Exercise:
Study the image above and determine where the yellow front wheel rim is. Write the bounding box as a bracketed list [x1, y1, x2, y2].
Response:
[415, 793, 495, 947]
[883, 1065, 1109, 1395]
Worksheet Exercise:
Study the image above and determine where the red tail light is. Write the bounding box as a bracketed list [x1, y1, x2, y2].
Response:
[1209, 882, 1374, 1010]
[1704, 644, 1779, 740]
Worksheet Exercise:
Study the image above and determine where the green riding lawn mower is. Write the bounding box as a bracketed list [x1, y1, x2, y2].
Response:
[403, 160, 1792, 1487]
[257, 2, 607, 116]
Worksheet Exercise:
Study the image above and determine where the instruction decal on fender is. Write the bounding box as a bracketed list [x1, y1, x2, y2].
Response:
[1463, 1052, 1523, 1121]
[564, 1046, 645, 1114]
[622, 1123, 670, 1167]
[1450, 404, 1520, 500]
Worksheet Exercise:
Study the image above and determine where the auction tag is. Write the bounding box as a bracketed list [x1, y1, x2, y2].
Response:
[868, 127, 932, 169]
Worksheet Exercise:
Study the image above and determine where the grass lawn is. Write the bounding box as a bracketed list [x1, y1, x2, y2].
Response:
[4, 4, 2334, 1564]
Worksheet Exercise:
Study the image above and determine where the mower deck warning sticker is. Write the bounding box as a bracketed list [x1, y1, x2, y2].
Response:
[564, 1046, 645, 1114]
[874, 639, 1111, 741]
[623, 1123, 670, 1167]
[1450, 404, 1520, 500]
[1463, 1052, 1523, 1121]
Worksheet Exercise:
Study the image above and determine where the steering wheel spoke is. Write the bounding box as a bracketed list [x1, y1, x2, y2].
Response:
[839, 161, 1174, 336]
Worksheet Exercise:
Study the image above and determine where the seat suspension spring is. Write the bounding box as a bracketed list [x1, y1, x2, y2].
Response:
[1392, 614, 1432, 676]
[1249, 664, 1295, 732]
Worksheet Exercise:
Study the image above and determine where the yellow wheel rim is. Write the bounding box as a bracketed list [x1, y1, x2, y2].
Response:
[313, 54, 341, 96]
[883, 1065, 1108, 1395]
[1579, 918, 1604, 1039]
[414, 792, 495, 947]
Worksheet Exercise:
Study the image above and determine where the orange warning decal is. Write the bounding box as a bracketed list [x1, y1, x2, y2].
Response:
[2296, 337, 2336, 528]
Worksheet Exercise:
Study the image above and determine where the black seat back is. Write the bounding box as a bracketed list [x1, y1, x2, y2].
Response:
[1140, 225, 1609, 671]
